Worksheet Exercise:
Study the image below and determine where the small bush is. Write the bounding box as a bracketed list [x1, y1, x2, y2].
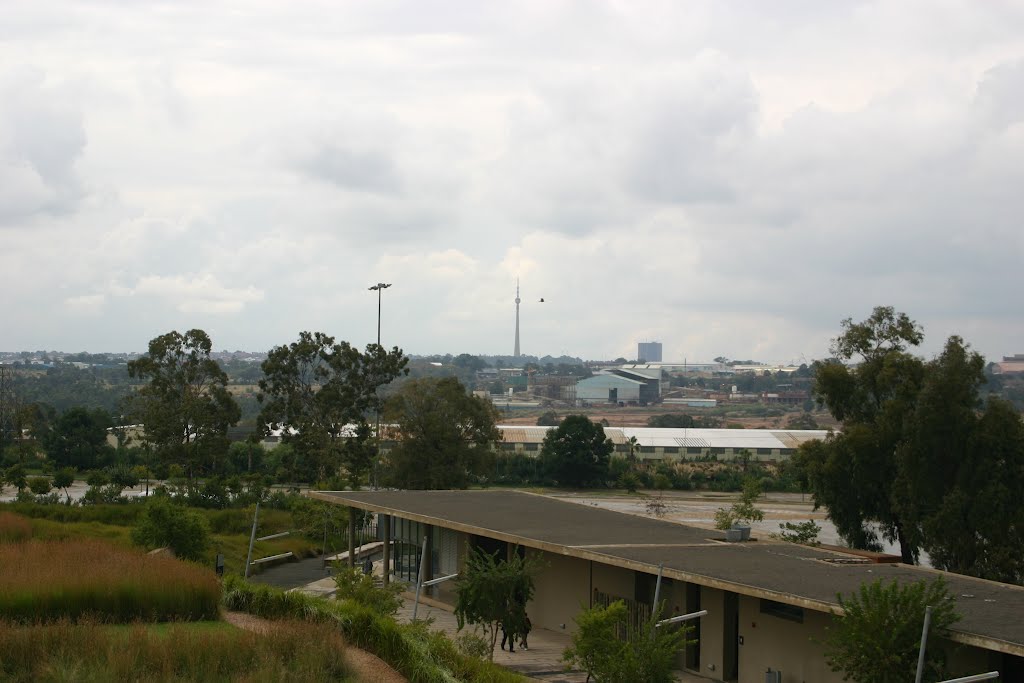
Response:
[455, 630, 492, 660]
[0, 538, 220, 622]
[0, 512, 32, 543]
[333, 565, 403, 617]
[131, 497, 210, 561]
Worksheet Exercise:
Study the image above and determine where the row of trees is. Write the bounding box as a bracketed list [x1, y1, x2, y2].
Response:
[798, 306, 1024, 584]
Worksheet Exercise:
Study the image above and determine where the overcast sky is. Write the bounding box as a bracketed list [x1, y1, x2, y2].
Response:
[2, 1, 1023, 363]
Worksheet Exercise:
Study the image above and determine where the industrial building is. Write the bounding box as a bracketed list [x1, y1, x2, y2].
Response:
[314, 489, 1024, 683]
[494, 426, 828, 462]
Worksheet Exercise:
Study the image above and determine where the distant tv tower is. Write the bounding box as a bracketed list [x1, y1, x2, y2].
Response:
[514, 278, 521, 358]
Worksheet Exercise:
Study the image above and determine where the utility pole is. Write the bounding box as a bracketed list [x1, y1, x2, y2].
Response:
[368, 283, 392, 489]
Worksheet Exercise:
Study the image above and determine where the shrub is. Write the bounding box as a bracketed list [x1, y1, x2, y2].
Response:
[27, 476, 52, 496]
[333, 565, 404, 616]
[222, 576, 523, 683]
[131, 498, 210, 561]
[0, 512, 32, 543]
[0, 538, 220, 622]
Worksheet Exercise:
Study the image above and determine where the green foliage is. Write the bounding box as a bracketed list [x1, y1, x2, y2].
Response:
[52, 467, 75, 503]
[384, 377, 501, 489]
[538, 414, 613, 487]
[131, 497, 211, 561]
[536, 410, 561, 426]
[26, 476, 52, 496]
[824, 578, 959, 683]
[43, 406, 113, 470]
[127, 329, 241, 480]
[222, 576, 523, 683]
[258, 331, 408, 485]
[454, 545, 539, 660]
[455, 630, 492, 660]
[563, 600, 692, 683]
[0, 538, 220, 622]
[333, 565, 403, 616]
[806, 307, 1024, 579]
[774, 520, 822, 545]
[4, 464, 27, 491]
[647, 413, 722, 428]
[0, 619, 353, 682]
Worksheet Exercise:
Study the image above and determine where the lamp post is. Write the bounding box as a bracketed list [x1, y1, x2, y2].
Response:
[368, 282, 391, 489]
[368, 282, 391, 347]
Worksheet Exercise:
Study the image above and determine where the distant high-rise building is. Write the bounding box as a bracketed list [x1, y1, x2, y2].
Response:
[514, 279, 522, 358]
[637, 341, 662, 363]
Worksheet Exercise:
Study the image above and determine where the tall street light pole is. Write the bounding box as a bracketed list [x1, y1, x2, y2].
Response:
[368, 283, 391, 489]
[369, 282, 391, 346]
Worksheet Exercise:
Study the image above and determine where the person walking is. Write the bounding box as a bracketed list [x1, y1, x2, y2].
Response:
[519, 615, 532, 650]
[500, 622, 516, 653]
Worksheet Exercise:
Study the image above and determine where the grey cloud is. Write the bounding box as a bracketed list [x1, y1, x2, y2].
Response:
[974, 59, 1024, 130]
[293, 143, 402, 194]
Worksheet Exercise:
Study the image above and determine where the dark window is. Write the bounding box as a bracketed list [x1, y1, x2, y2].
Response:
[500, 443, 515, 451]
[663, 447, 679, 454]
[615, 444, 629, 452]
[687, 447, 703, 454]
[756, 448, 772, 456]
[710, 448, 725, 455]
[523, 443, 539, 451]
[760, 599, 804, 623]
[780, 448, 795, 456]
[640, 446, 656, 454]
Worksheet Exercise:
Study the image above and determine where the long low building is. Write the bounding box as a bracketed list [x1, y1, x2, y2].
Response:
[495, 426, 830, 462]
[313, 489, 1024, 683]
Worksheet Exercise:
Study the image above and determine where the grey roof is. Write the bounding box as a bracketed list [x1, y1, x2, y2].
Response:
[310, 489, 1024, 656]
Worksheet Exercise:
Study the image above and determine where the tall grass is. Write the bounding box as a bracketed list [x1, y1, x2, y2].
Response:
[0, 619, 354, 682]
[222, 576, 524, 683]
[0, 539, 220, 622]
[0, 513, 32, 543]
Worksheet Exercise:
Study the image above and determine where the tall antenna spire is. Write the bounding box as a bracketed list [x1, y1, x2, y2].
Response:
[514, 278, 521, 358]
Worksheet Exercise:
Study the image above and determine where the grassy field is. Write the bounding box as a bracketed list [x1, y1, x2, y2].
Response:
[0, 538, 221, 622]
[0, 619, 355, 682]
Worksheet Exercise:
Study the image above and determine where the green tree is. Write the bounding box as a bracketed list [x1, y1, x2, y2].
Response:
[539, 414, 613, 487]
[824, 577, 959, 683]
[131, 496, 210, 561]
[384, 377, 501, 489]
[454, 545, 538, 661]
[52, 467, 75, 503]
[802, 307, 926, 562]
[44, 407, 113, 470]
[900, 340, 1024, 583]
[536, 410, 561, 426]
[258, 331, 408, 485]
[27, 475, 52, 496]
[127, 330, 241, 479]
[563, 599, 692, 683]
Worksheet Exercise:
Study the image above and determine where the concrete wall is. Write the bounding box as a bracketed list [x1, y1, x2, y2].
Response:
[736, 595, 843, 683]
[700, 587, 726, 679]
[591, 562, 634, 600]
[527, 549, 590, 635]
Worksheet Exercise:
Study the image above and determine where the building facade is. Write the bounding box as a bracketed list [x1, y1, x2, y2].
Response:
[638, 341, 663, 362]
[315, 490, 1024, 683]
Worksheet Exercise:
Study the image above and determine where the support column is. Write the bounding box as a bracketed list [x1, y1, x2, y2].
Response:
[382, 515, 391, 585]
[424, 524, 434, 587]
[347, 507, 356, 569]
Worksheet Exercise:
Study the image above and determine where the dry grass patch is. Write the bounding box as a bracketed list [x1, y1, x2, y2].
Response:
[0, 619, 354, 682]
[0, 538, 220, 622]
[0, 512, 32, 543]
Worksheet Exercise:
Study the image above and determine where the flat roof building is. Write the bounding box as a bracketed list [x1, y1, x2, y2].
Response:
[313, 489, 1024, 682]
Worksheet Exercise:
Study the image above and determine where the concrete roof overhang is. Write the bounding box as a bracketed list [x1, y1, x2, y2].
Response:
[309, 489, 1024, 658]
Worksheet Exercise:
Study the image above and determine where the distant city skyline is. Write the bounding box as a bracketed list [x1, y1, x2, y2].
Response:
[2, 2, 1022, 363]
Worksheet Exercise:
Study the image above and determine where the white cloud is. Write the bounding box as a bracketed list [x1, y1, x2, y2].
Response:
[132, 275, 264, 315]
